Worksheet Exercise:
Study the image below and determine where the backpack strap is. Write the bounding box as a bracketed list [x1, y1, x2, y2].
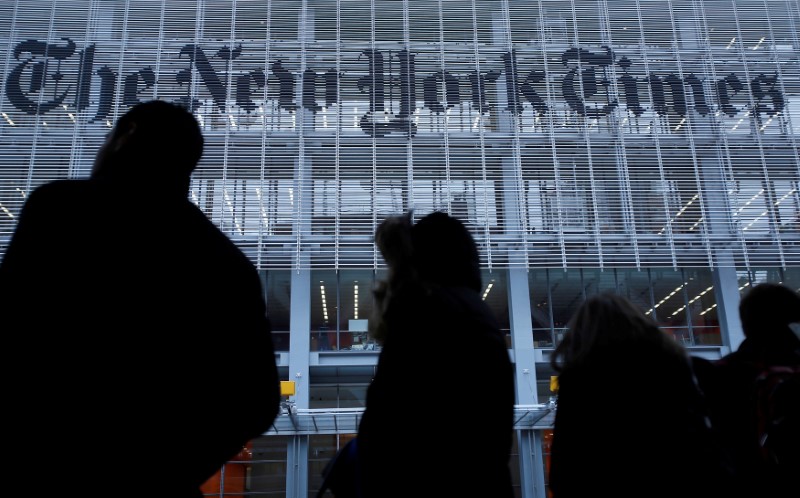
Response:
[753, 365, 800, 464]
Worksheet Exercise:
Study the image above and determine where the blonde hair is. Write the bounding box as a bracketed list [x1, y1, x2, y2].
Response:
[369, 211, 417, 342]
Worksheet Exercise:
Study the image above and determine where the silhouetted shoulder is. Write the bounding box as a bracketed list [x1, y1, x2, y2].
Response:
[17, 179, 92, 212]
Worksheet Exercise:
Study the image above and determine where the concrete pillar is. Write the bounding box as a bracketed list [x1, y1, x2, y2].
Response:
[286, 265, 311, 498]
[712, 262, 744, 354]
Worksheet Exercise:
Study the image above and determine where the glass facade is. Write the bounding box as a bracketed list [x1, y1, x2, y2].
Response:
[1, 2, 798, 497]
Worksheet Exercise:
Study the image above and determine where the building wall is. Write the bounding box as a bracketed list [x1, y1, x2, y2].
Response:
[1, 2, 799, 497]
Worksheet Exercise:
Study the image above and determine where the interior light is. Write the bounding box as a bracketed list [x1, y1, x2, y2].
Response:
[671, 285, 714, 317]
[1, 112, 15, 126]
[222, 189, 243, 234]
[353, 282, 359, 320]
[699, 303, 717, 316]
[646, 282, 687, 315]
[320, 282, 329, 322]
[759, 112, 779, 132]
[255, 188, 270, 226]
[482, 280, 495, 301]
[733, 189, 765, 217]
[658, 194, 699, 235]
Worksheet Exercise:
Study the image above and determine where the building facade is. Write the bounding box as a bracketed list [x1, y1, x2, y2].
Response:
[1, 1, 798, 497]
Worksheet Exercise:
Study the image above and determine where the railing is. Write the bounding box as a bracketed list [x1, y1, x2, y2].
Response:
[265, 404, 553, 436]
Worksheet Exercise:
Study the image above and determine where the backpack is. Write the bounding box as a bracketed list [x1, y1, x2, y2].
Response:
[752, 364, 800, 466]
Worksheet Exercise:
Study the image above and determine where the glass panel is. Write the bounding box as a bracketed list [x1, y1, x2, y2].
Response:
[529, 270, 554, 347]
[482, 269, 510, 347]
[548, 268, 583, 344]
[339, 385, 368, 408]
[782, 268, 800, 293]
[737, 267, 800, 294]
[310, 386, 339, 409]
[647, 269, 722, 346]
[263, 270, 291, 352]
[309, 434, 356, 496]
[581, 268, 618, 297]
[648, 268, 691, 343]
[311, 269, 338, 351]
[310, 384, 368, 409]
[310, 269, 381, 351]
[683, 268, 719, 345]
[617, 268, 655, 313]
[340, 269, 380, 351]
[201, 435, 289, 498]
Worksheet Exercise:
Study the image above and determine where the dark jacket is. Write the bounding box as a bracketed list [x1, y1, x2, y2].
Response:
[356, 284, 515, 498]
[0, 176, 281, 498]
[549, 343, 735, 498]
[693, 330, 800, 498]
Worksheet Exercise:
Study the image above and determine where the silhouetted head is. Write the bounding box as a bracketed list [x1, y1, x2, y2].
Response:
[374, 210, 481, 292]
[550, 292, 685, 373]
[410, 211, 482, 292]
[92, 100, 203, 192]
[738, 283, 800, 344]
[370, 210, 482, 342]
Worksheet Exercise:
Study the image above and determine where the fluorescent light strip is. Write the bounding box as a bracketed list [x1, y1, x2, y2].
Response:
[688, 217, 703, 231]
[671, 286, 713, 317]
[742, 189, 796, 231]
[759, 112, 779, 132]
[699, 304, 716, 316]
[320, 283, 329, 322]
[733, 189, 765, 217]
[646, 282, 687, 315]
[255, 188, 270, 227]
[730, 110, 751, 132]
[658, 194, 699, 235]
[353, 283, 359, 320]
[482, 281, 494, 301]
[222, 189, 244, 234]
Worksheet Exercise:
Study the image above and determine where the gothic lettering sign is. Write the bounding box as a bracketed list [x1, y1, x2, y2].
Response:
[4, 38, 786, 138]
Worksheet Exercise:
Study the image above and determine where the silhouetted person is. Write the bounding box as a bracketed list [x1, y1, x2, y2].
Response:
[355, 211, 515, 498]
[0, 100, 281, 498]
[693, 282, 800, 498]
[549, 293, 734, 498]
